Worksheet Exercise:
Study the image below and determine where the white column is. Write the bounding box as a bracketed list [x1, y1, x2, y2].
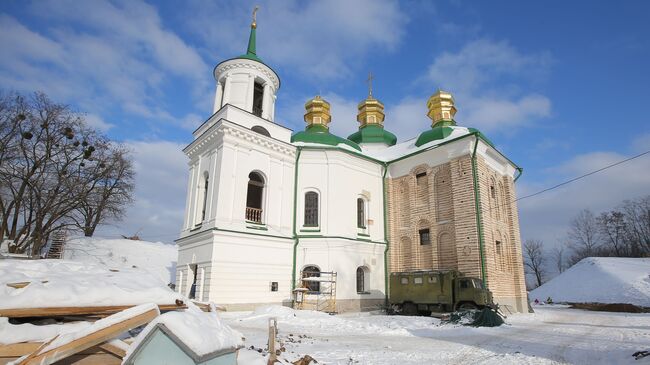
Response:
[212, 80, 223, 114]
[270, 94, 277, 122]
[221, 75, 231, 107]
[246, 74, 255, 112]
[261, 83, 272, 120]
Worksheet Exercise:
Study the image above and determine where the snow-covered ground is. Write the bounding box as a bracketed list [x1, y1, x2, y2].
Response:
[225, 305, 650, 365]
[530, 257, 650, 306]
[63, 236, 177, 284]
[0, 259, 183, 313]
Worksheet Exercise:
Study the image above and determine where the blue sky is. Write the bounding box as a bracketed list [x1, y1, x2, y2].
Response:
[1, 0, 649, 255]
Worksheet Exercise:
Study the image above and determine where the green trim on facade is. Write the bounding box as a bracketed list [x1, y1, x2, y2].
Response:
[471, 136, 488, 287]
[291, 147, 302, 291]
[347, 124, 397, 146]
[291, 124, 361, 151]
[467, 128, 495, 147]
[381, 165, 390, 306]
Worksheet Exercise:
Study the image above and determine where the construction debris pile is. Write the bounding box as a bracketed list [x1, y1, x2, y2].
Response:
[0, 259, 242, 365]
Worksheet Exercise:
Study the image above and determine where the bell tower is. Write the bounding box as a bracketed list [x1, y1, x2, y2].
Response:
[212, 7, 280, 121]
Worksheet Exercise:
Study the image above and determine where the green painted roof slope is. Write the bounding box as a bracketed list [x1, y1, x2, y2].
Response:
[292, 124, 361, 151]
[238, 25, 263, 63]
[348, 124, 397, 146]
[415, 120, 456, 147]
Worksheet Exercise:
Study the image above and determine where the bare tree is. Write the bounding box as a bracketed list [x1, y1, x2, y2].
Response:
[524, 239, 546, 288]
[567, 209, 600, 264]
[71, 143, 134, 236]
[551, 245, 566, 273]
[597, 210, 628, 256]
[0, 91, 134, 254]
[621, 196, 650, 256]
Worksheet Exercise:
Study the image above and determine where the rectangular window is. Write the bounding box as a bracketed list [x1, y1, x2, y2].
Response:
[400, 277, 409, 285]
[419, 229, 431, 245]
[357, 198, 366, 228]
[304, 192, 319, 227]
[416, 172, 427, 185]
[414, 276, 423, 285]
[270, 282, 278, 292]
[496, 240, 502, 255]
[428, 276, 437, 283]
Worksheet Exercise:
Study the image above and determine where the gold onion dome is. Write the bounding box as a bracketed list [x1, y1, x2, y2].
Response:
[347, 73, 397, 146]
[415, 90, 459, 147]
[291, 95, 360, 151]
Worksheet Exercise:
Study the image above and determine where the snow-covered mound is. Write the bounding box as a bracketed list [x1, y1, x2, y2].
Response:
[0, 259, 183, 309]
[530, 257, 650, 307]
[63, 237, 177, 284]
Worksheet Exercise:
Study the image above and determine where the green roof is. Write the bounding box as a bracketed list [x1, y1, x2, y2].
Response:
[414, 120, 456, 147]
[291, 124, 361, 151]
[237, 25, 263, 63]
[348, 124, 397, 146]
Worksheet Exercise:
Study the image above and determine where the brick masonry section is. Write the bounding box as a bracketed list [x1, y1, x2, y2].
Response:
[387, 154, 527, 312]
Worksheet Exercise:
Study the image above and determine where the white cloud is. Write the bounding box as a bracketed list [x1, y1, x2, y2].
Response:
[422, 39, 553, 133]
[185, 0, 408, 80]
[517, 149, 650, 248]
[84, 113, 113, 132]
[0, 2, 209, 126]
[96, 140, 188, 242]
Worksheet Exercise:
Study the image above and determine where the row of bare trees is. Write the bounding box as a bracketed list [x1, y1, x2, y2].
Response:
[524, 195, 650, 289]
[0, 92, 134, 255]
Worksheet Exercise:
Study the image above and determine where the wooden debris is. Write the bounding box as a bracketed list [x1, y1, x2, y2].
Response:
[16, 305, 159, 365]
[0, 303, 186, 318]
[0, 342, 43, 357]
[98, 339, 128, 358]
[6, 282, 31, 289]
[292, 355, 316, 365]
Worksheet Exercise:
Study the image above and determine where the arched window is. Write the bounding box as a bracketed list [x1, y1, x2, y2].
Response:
[357, 198, 366, 228]
[304, 191, 319, 227]
[246, 172, 264, 223]
[201, 173, 209, 221]
[251, 125, 270, 137]
[302, 265, 320, 293]
[356, 266, 369, 293]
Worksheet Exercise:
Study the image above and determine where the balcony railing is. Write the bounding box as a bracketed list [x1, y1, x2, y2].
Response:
[246, 207, 263, 223]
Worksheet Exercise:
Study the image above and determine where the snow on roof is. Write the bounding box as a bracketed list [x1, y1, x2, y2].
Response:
[362, 126, 472, 162]
[125, 304, 243, 360]
[63, 237, 177, 284]
[529, 257, 650, 307]
[40, 303, 159, 354]
[0, 259, 183, 310]
[0, 317, 90, 345]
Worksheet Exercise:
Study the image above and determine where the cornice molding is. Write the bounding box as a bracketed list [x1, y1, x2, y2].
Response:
[216, 59, 280, 90]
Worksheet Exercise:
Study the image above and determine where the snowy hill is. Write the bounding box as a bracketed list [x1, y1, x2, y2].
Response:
[530, 257, 650, 307]
[63, 237, 177, 285]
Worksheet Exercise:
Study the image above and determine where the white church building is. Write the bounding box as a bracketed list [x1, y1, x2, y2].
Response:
[175, 15, 528, 313]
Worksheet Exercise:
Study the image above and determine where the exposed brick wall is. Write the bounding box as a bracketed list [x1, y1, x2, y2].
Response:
[387, 153, 527, 312]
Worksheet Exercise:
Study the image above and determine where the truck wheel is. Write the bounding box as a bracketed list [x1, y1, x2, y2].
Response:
[457, 302, 477, 311]
[402, 302, 418, 316]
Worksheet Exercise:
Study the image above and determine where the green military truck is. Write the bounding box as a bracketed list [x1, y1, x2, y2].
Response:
[389, 270, 494, 315]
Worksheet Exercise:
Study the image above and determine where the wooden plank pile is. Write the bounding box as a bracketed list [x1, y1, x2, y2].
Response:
[0, 301, 187, 365]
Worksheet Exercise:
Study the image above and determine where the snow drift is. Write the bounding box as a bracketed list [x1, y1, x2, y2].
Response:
[0, 259, 183, 310]
[63, 236, 177, 284]
[530, 257, 650, 307]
